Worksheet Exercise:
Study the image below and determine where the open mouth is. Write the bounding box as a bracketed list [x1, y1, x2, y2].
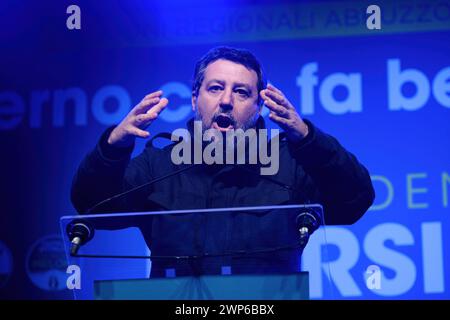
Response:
[214, 114, 234, 129]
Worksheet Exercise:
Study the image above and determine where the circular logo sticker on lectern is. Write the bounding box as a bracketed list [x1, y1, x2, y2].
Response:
[26, 235, 68, 291]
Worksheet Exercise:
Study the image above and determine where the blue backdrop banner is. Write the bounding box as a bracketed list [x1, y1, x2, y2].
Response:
[0, 0, 449, 299]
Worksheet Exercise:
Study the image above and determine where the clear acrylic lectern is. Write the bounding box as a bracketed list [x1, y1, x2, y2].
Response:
[60, 204, 332, 300]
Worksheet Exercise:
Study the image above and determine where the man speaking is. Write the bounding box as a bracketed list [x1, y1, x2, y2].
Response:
[71, 46, 374, 277]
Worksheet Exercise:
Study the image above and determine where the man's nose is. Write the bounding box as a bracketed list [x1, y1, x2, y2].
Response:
[219, 89, 233, 111]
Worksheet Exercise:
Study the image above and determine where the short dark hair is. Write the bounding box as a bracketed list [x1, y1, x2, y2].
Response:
[192, 46, 267, 106]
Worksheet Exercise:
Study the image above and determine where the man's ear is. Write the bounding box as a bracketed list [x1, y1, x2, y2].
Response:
[191, 94, 197, 112]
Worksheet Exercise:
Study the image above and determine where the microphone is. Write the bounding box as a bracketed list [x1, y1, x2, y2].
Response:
[67, 164, 196, 256]
[66, 219, 95, 256]
[296, 208, 322, 248]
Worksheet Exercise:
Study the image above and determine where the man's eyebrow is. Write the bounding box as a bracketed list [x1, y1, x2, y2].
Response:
[233, 82, 253, 91]
[205, 79, 225, 86]
[206, 79, 253, 90]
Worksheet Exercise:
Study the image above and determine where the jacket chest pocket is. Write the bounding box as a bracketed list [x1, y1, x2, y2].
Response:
[146, 191, 206, 211]
[234, 187, 292, 207]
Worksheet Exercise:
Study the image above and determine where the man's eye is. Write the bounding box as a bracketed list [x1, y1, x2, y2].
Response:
[236, 89, 249, 97]
[209, 86, 222, 92]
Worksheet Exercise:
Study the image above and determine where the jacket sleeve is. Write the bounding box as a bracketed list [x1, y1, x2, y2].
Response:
[289, 120, 375, 225]
[70, 126, 154, 214]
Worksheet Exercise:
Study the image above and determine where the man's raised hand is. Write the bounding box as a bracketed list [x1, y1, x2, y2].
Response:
[107, 90, 169, 147]
[260, 84, 309, 143]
